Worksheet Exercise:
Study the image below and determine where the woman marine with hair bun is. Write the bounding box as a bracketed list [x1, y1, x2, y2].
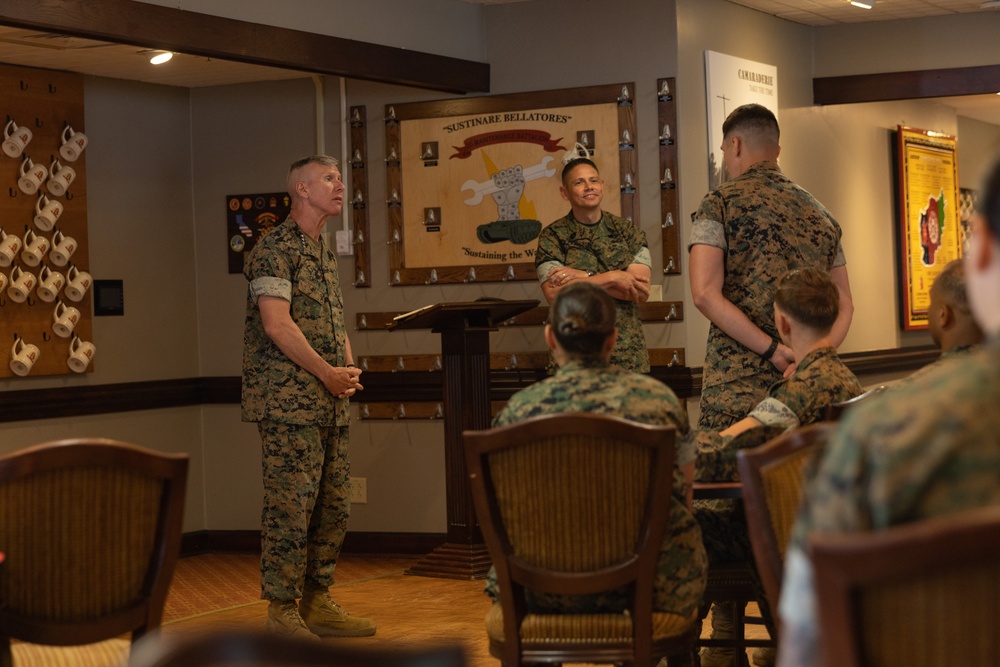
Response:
[485, 282, 707, 620]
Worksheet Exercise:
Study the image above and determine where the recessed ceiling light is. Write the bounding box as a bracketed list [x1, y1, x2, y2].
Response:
[850, 0, 874, 7]
[149, 51, 173, 65]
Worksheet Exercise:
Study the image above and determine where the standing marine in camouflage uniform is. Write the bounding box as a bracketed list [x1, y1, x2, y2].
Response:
[893, 258, 983, 389]
[485, 282, 707, 619]
[690, 104, 853, 431]
[693, 268, 860, 667]
[777, 154, 1000, 667]
[242, 155, 375, 640]
[536, 157, 652, 372]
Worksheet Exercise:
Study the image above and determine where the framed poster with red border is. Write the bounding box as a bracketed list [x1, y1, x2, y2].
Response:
[895, 126, 962, 330]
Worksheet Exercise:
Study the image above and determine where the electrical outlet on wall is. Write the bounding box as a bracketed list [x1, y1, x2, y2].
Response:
[335, 229, 354, 256]
[349, 476, 367, 504]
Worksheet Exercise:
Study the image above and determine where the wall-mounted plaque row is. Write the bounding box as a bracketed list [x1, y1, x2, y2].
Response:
[657, 77, 681, 276]
[348, 105, 372, 287]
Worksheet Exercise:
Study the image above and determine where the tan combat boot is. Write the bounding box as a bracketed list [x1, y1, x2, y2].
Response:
[699, 602, 740, 667]
[265, 599, 320, 641]
[300, 588, 376, 637]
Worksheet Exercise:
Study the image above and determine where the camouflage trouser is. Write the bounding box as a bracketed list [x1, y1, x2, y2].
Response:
[697, 372, 777, 430]
[484, 500, 707, 618]
[259, 420, 350, 601]
[694, 498, 775, 630]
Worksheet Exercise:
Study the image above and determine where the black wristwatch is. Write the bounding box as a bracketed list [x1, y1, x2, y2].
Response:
[760, 337, 779, 361]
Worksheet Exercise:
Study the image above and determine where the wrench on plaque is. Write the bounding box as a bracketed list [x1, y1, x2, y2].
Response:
[461, 156, 556, 206]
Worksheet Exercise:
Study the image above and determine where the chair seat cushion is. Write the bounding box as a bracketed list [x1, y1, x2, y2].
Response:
[11, 638, 130, 667]
[485, 602, 698, 644]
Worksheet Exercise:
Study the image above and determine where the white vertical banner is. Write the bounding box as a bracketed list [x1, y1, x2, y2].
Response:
[704, 51, 778, 189]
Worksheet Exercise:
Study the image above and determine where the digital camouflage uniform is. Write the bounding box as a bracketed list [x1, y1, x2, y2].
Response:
[689, 161, 846, 429]
[779, 334, 1000, 667]
[692, 346, 862, 568]
[242, 216, 351, 601]
[891, 344, 976, 389]
[484, 359, 707, 618]
[536, 211, 652, 372]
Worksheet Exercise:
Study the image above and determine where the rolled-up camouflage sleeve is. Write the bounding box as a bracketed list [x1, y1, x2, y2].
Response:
[747, 397, 800, 430]
[245, 239, 294, 305]
[689, 190, 727, 251]
[632, 246, 652, 268]
[249, 277, 292, 304]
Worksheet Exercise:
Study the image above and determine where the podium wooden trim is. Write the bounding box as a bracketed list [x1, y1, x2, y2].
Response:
[388, 300, 539, 579]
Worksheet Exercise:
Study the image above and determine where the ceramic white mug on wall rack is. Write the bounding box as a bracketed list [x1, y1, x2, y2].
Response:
[10, 335, 40, 377]
[59, 125, 88, 162]
[49, 230, 78, 267]
[68, 335, 96, 373]
[21, 229, 51, 267]
[7, 265, 37, 303]
[53, 300, 81, 338]
[0, 229, 22, 268]
[2, 119, 33, 159]
[64, 265, 92, 302]
[37, 265, 66, 303]
[17, 156, 48, 196]
[34, 194, 63, 232]
[46, 159, 76, 197]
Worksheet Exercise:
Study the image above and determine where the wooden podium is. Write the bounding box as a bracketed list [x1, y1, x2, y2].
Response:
[388, 299, 539, 579]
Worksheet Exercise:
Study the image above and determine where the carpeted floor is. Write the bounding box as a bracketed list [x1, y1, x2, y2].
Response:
[12, 553, 772, 666]
[162, 552, 419, 623]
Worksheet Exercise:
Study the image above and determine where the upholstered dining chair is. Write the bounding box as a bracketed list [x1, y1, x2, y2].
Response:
[809, 504, 1000, 667]
[128, 630, 467, 667]
[735, 422, 836, 618]
[464, 413, 699, 667]
[0, 438, 189, 667]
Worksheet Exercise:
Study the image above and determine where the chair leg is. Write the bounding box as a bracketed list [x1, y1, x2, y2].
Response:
[665, 649, 699, 667]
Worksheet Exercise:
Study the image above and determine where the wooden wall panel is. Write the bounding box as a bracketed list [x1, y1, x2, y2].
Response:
[0, 64, 91, 378]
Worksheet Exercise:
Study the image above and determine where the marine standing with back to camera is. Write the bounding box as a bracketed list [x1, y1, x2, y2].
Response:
[689, 103, 854, 430]
[688, 103, 854, 667]
[242, 155, 375, 641]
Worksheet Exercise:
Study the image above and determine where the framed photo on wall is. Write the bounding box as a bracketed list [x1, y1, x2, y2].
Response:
[895, 126, 962, 330]
[383, 83, 637, 285]
[226, 191, 291, 274]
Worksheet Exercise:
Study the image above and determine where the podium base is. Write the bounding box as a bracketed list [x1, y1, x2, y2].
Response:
[405, 541, 492, 580]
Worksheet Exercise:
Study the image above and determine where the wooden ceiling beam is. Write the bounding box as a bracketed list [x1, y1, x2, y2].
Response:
[0, 0, 490, 94]
[815, 64, 1000, 105]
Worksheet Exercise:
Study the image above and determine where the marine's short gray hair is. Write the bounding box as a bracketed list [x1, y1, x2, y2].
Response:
[287, 155, 339, 195]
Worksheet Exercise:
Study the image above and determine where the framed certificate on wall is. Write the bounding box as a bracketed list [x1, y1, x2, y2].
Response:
[895, 126, 962, 330]
[383, 83, 638, 285]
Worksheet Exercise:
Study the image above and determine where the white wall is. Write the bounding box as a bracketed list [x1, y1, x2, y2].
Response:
[958, 116, 1000, 190]
[813, 13, 1000, 77]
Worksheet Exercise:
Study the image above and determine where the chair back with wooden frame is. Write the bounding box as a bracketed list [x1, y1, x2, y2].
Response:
[0, 438, 189, 666]
[736, 422, 835, 618]
[823, 384, 887, 422]
[809, 504, 1000, 667]
[465, 413, 698, 667]
[129, 630, 467, 667]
